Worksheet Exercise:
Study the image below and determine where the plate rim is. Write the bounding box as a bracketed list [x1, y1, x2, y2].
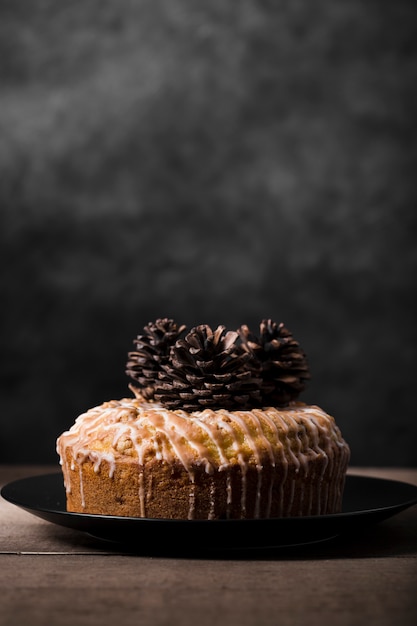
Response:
[0, 472, 417, 552]
[2, 472, 417, 525]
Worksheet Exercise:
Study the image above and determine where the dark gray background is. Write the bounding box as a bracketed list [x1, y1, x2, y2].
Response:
[1, 0, 416, 466]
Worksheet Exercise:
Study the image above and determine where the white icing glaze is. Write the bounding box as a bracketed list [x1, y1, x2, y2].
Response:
[56, 396, 350, 519]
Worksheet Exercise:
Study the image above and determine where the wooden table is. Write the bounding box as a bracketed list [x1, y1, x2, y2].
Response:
[1, 466, 416, 626]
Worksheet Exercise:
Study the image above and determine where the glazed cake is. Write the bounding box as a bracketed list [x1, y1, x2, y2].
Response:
[56, 319, 350, 519]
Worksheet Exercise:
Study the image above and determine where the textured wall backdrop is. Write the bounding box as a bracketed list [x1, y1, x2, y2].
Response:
[1, 0, 416, 465]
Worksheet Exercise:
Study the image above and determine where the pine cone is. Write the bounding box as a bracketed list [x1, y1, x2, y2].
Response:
[239, 319, 310, 406]
[126, 318, 186, 400]
[154, 325, 262, 411]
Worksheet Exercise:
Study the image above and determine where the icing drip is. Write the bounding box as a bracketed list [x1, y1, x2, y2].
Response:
[208, 479, 216, 520]
[226, 472, 232, 519]
[220, 411, 264, 518]
[146, 475, 153, 504]
[188, 476, 196, 520]
[138, 471, 145, 518]
[56, 398, 350, 518]
[79, 465, 85, 508]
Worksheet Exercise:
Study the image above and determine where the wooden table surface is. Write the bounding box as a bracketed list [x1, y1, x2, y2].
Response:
[1, 465, 416, 626]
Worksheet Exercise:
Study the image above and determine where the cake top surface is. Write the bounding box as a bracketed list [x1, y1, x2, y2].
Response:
[57, 395, 347, 475]
[126, 318, 310, 412]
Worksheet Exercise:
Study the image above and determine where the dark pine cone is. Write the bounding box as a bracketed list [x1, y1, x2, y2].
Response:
[154, 325, 262, 411]
[239, 319, 310, 406]
[126, 318, 187, 400]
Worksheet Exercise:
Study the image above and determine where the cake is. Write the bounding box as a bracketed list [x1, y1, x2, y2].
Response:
[56, 319, 350, 519]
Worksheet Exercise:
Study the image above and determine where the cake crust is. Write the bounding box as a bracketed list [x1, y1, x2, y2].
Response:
[57, 397, 350, 519]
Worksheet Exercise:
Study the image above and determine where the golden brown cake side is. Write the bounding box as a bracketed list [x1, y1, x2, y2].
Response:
[57, 397, 350, 519]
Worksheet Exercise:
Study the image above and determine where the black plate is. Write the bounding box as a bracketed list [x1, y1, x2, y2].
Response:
[2, 473, 417, 551]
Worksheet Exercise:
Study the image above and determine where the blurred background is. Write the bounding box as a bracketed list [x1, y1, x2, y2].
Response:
[1, 0, 416, 466]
